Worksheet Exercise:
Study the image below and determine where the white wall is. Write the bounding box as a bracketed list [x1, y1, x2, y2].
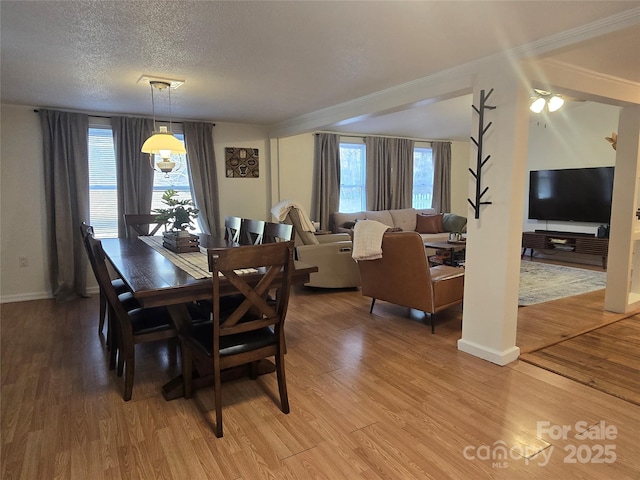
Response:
[524, 101, 620, 235]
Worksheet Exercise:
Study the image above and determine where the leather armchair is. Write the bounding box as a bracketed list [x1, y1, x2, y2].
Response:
[356, 231, 464, 332]
[284, 208, 361, 288]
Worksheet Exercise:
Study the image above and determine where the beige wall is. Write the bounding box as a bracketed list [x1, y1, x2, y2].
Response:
[0, 105, 275, 302]
[272, 134, 315, 215]
[11, 99, 614, 301]
[213, 123, 272, 222]
[1, 105, 50, 301]
[274, 133, 472, 219]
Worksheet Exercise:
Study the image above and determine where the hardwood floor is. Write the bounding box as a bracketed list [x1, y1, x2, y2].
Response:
[520, 316, 640, 406]
[2, 278, 639, 479]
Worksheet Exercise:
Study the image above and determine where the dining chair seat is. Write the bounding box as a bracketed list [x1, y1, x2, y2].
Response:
[183, 322, 276, 358]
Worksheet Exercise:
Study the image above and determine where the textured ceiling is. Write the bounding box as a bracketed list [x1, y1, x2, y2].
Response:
[1, 1, 638, 141]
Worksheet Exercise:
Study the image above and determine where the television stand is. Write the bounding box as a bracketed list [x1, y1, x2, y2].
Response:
[522, 231, 608, 269]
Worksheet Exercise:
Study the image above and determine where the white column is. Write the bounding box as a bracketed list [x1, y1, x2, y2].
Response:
[604, 105, 640, 313]
[457, 70, 530, 365]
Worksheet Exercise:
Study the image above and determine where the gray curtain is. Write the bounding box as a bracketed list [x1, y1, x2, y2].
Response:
[365, 137, 390, 210]
[432, 141, 452, 213]
[39, 109, 89, 301]
[111, 116, 154, 237]
[311, 133, 340, 230]
[183, 121, 220, 236]
[390, 138, 415, 209]
[366, 137, 414, 210]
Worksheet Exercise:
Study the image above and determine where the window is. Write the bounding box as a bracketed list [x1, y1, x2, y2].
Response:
[339, 141, 366, 212]
[88, 125, 193, 238]
[412, 146, 433, 208]
[88, 126, 118, 237]
[150, 133, 193, 214]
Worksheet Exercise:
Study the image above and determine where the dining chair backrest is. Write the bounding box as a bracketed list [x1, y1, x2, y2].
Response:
[180, 240, 295, 437]
[224, 216, 242, 243]
[239, 218, 265, 245]
[86, 234, 135, 328]
[86, 230, 178, 401]
[263, 222, 294, 244]
[124, 214, 166, 238]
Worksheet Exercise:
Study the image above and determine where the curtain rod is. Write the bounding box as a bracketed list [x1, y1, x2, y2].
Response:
[33, 109, 215, 126]
[314, 130, 446, 144]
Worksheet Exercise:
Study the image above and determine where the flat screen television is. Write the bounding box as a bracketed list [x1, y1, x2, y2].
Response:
[528, 166, 614, 224]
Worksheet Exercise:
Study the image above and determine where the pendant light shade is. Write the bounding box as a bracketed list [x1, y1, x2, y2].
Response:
[141, 79, 185, 175]
[141, 126, 186, 155]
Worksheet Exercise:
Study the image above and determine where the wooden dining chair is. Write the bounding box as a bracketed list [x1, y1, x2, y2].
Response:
[86, 232, 181, 401]
[263, 222, 294, 244]
[224, 216, 242, 243]
[180, 241, 295, 437]
[124, 213, 166, 238]
[239, 218, 265, 245]
[80, 222, 131, 339]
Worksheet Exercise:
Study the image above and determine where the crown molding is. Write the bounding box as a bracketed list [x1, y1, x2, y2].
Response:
[269, 7, 640, 138]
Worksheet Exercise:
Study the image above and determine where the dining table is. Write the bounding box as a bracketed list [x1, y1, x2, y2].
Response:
[101, 233, 318, 400]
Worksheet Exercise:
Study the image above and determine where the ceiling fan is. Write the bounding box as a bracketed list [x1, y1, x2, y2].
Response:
[529, 88, 585, 113]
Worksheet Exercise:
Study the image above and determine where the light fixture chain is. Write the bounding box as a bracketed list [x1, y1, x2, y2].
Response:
[150, 82, 157, 130]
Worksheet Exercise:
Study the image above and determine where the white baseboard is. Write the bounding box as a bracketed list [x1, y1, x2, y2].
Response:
[457, 338, 520, 366]
[0, 286, 99, 304]
[0, 291, 53, 304]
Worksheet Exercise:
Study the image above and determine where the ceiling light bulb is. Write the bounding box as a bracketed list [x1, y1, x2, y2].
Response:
[159, 149, 172, 159]
[547, 96, 565, 112]
[530, 97, 546, 113]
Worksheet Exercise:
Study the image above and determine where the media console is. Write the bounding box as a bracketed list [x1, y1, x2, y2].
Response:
[522, 231, 609, 269]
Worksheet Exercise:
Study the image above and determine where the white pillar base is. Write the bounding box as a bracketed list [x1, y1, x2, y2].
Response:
[457, 339, 520, 366]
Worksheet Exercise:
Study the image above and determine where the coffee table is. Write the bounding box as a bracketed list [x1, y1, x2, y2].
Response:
[424, 240, 466, 267]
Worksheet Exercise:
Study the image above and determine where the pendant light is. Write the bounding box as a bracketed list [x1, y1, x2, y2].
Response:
[141, 80, 186, 176]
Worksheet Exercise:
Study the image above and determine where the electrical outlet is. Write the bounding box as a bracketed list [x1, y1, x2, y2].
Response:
[18, 256, 28, 267]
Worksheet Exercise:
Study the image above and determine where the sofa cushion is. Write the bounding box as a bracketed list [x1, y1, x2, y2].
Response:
[389, 208, 419, 231]
[364, 210, 394, 227]
[442, 213, 467, 233]
[416, 213, 444, 234]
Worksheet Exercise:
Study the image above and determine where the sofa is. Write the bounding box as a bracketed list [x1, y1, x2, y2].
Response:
[331, 208, 467, 243]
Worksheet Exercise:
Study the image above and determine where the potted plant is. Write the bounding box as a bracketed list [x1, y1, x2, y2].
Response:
[153, 189, 199, 237]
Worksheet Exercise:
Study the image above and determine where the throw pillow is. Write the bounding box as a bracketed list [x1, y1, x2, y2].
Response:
[343, 221, 356, 229]
[415, 213, 444, 234]
[442, 213, 467, 233]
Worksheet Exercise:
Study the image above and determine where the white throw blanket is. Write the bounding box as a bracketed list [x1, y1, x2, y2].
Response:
[270, 200, 316, 232]
[352, 220, 390, 261]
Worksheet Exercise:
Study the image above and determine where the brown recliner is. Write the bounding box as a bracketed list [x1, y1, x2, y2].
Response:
[357, 231, 464, 333]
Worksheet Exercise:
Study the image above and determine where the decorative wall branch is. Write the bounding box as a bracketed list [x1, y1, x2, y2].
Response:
[468, 88, 496, 219]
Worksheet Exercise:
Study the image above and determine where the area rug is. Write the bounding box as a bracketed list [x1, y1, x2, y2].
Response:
[519, 262, 607, 306]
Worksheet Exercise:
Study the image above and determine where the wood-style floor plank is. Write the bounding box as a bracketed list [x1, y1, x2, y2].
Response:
[520, 316, 640, 405]
[2, 270, 639, 479]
